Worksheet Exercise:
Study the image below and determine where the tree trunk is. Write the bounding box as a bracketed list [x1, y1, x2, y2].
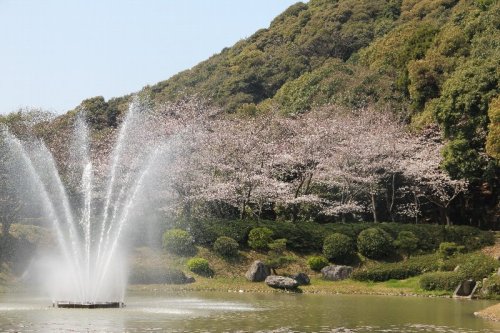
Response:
[371, 193, 378, 223]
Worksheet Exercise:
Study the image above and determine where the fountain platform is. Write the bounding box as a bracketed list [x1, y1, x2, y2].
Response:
[54, 301, 125, 309]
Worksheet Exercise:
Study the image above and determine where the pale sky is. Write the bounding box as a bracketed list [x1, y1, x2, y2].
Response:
[0, 1, 300, 115]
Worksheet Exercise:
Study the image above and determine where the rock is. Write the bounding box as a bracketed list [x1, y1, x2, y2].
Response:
[245, 260, 271, 282]
[497, 267, 500, 276]
[291, 272, 310, 285]
[321, 265, 353, 281]
[185, 275, 196, 284]
[265, 275, 299, 289]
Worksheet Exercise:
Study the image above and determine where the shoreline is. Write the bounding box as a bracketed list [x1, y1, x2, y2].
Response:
[126, 276, 453, 298]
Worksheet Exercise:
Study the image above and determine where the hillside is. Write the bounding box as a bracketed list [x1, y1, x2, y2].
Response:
[0, 0, 498, 227]
[52, 0, 499, 181]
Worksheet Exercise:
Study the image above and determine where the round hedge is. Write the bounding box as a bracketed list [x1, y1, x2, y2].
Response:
[162, 229, 195, 256]
[322, 233, 355, 262]
[248, 227, 274, 250]
[213, 236, 239, 258]
[307, 256, 329, 271]
[187, 257, 212, 277]
[357, 228, 393, 259]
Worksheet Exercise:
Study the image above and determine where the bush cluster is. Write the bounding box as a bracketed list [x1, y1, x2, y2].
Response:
[481, 275, 500, 299]
[307, 256, 329, 271]
[129, 266, 187, 284]
[456, 253, 498, 281]
[162, 229, 196, 256]
[322, 233, 356, 263]
[438, 242, 464, 258]
[357, 228, 394, 259]
[393, 231, 419, 257]
[351, 254, 440, 282]
[213, 236, 239, 258]
[419, 271, 464, 291]
[187, 258, 213, 277]
[185, 220, 493, 255]
[248, 227, 274, 250]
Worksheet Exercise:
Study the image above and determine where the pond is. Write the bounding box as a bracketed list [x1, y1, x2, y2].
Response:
[0, 291, 498, 332]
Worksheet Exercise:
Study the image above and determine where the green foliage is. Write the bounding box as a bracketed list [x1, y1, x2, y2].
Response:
[162, 229, 195, 256]
[456, 253, 498, 281]
[265, 238, 295, 272]
[481, 275, 500, 299]
[438, 242, 464, 258]
[486, 96, 500, 160]
[322, 233, 356, 263]
[248, 227, 274, 250]
[187, 258, 213, 277]
[357, 228, 394, 259]
[78, 96, 119, 129]
[129, 266, 187, 284]
[419, 271, 464, 291]
[213, 236, 239, 258]
[393, 231, 419, 257]
[352, 254, 440, 282]
[188, 218, 254, 246]
[307, 256, 330, 271]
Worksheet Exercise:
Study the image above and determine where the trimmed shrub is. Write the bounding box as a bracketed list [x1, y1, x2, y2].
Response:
[187, 258, 213, 277]
[481, 275, 500, 299]
[129, 265, 187, 284]
[307, 256, 329, 271]
[248, 227, 274, 250]
[162, 229, 195, 256]
[213, 236, 239, 258]
[419, 271, 464, 291]
[456, 253, 499, 281]
[351, 254, 440, 282]
[393, 231, 419, 257]
[357, 228, 394, 259]
[438, 242, 464, 258]
[322, 233, 356, 263]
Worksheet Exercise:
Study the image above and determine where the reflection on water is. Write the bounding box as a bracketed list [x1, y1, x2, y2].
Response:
[0, 291, 499, 332]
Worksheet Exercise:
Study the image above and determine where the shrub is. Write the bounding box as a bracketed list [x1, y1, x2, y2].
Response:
[438, 242, 464, 258]
[162, 229, 195, 256]
[266, 238, 293, 273]
[419, 271, 464, 291]
[456, 253, 499, 281]
[481, 275, 500, 299]
[248, 227, 274, 250]
[307, 256, 329, 271]
[187, 258, 213, 277]
[351, 254, 440, 282]
[357, 228, 394, 259]
[213, 236, 239, 258]
[322, 233, 356, 263]
[129, 266, 187, 284]
[393, 231, 419, 258]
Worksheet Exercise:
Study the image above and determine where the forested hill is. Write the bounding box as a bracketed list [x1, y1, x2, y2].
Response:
[2, 0, 499, 183]
[56, 0, 499, 183]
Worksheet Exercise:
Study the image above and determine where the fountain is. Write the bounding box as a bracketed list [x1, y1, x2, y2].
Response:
[0, 97, 170, 308]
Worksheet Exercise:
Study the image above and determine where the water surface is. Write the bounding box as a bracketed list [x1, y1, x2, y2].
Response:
[0, 291, 498, 332]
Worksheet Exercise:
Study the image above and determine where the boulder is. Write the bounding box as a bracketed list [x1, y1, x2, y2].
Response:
[321, 265, 353, 281]
[291, 272, 310, 285]
[245, 260, 271, 282]
[265, 275, 299, 289]
[185, 275, 196, 284]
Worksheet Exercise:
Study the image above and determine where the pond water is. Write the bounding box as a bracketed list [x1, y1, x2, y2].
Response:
[0, 291, 498, 332]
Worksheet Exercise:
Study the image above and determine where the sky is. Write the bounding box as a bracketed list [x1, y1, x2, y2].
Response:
[0, 0, 299, 115]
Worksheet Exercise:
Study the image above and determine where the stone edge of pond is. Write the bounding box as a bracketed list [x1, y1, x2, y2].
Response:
[474, 303, 500, 322]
